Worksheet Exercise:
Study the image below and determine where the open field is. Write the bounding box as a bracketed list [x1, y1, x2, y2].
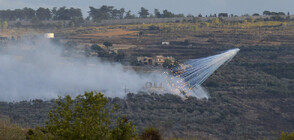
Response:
[39, 21, 294, 50]
[78, 29, 138, 37]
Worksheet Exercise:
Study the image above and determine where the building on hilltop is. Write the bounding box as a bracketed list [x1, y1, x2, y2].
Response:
[162, 42, 170, 45]
[44, 33, 54, 39]
[137, 55, 175, 65]
[144, 82, 164, 92]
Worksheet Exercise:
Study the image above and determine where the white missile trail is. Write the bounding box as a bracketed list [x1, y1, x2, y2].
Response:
[168, 48, 240, 99]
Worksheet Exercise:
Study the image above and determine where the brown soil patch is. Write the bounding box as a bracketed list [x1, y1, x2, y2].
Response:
[111, 44, 137, 50]
[78, 29, 138, 38]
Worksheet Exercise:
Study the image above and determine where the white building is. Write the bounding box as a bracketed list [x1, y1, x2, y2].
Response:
[162, 42, 170, 45]
[44, 33, 54, 39]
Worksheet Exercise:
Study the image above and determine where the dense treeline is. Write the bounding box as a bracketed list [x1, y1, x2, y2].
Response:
[0, 5, 290, 22]
[88, 6, 126, 21]
[0, 7, 83, 21]
[0, 6, 292, 29]
[263, 11, 287, 16]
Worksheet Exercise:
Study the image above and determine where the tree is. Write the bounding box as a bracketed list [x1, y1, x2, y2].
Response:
[263, 11, 271, 16]
[26, 91, 137, 139]
[2, 21, 8, 29]
[52, 7, 83, 20]
[88, 5, 120, 21]
[163, 59, 173, 69]
[110, 117, 136, 140]
[70, 16, 84, 27]
[154, 9, 161, 18]
[252, 13, 260, 16]
[111, 9, 120, 19]
[138, 7, 149, 18]
[140, 127, 162, 140]
[56, 7, 69, 20]
[22, 7, 36, 20]
[212, 17, 220, 25]
[69, 7, 83, 19]
[51, 7, 58, 20]
[263, 11, 285, 16]
[277, 12, 286, 15]
[26, 126, 54, 139]
[279, 131, 294, 140]
[162, 10, 174, 18]
[125, 10, 136, 19]
[119, 8, 125, 19]
[91, 44, 104, 52]
[47, 92, 115, 139]
[218, 13, 228, 17]
[103, 41, 113, 48]
[36, 7, 51, 20]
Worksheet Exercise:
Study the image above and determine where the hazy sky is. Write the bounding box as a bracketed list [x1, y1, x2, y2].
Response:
[0, 0, 292, 17]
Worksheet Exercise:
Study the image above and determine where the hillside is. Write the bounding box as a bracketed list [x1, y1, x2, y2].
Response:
[1, 16, 294, 139]
[0, 44, 293, 139]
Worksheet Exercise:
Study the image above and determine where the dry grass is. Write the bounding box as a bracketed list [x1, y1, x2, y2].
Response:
[78, 29, 138, 38]
[0, 28, 37, 38]
[0, 116, 26, 140]
[111, 44, 137, 50]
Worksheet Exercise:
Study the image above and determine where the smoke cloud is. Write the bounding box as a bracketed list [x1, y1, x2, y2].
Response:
[1, 37, 239, 102]
[0, 38, 167, 102]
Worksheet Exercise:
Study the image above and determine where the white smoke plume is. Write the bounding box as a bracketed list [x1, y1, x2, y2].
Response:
[0, 37, 239, 102]
[169, 48, 240, 99]
[0, 38, 167, 102]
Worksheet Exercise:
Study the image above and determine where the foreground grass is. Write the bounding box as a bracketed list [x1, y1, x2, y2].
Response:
[0, 116, 26, 139]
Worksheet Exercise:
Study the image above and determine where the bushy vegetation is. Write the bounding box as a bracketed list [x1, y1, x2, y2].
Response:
[279, 131, 294, 140]
[1, 90, 293, 139]
[0, 92, 177, 139]
[140, 127, 162, 140]
[24, 91, 138, 139]
[0, 7, 82, 21]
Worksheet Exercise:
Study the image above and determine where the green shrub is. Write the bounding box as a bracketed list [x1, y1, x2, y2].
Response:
[140, 127, 162, 140]
[27, 91, 137, 140]
[279, 131, 294, 140]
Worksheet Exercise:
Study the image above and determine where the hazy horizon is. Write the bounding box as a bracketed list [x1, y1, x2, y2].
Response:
[0, 0, 293, 17]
